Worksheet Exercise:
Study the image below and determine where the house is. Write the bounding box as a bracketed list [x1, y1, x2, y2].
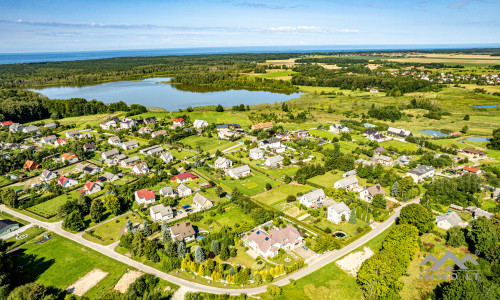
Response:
[22, 125, 39, 134]
[193, 120, 209, 128]
[249, 148, 264, 160]
[293, 129, 310, 139]
[370, 88, 378, 93]
[251, 122, 273, 130]
[138, 127, 152, 134]
[299, 189, 326, 207]
[172, 117, 186, 128]
[360, 184, 386, 203]
[387, 127, 412, 138]
[329, 124, 350, 133]
[0, 220, 20, 237]
[9, 123, 24, 133]
[214, 157, 232, 169]
[151, 130, 168, 138]
[407, 165, 435, 183]
[264, 155, 283, 168]
[101, 148, 120, 160]
[139, 145, 164, 156]
[40, 135, 57, 144]
[493, 188, 500, 201]
[396, 155, 411, 166]
[83, 142, 97, 153]
[216, 123, 241, 131]
[217, 129, 235, 140]
[343, 170, 357, 178]
[192, 193, 213, 210]
[327, 202, 351, 224]
[363, 128, 378, 137]
[54, 138, 67, 147]
[450, 204, 464, 212]
[259, 138, 281, 149]
[159, 187, 175, 197]
[247, 225, 303, 258]
[65, 130, 80, 139]
[228, 165, 251, 179]
[462, 165, 481, 175]
[169, 221, 196, 242]
[143, 117, 157, 125]
[170, 172, 198, 183]
[370, 133, 386, 143]
[374, 146, 385, 155]
[463, 148, 487, 157]
[100, 120, 117, 130]
[78, 181, 102, 195]
[132, 162, 150, 175]
[177, 184, 193, 197]
[435, 211, 466, 230]
[120, 118, 136, 129]
[61, 152, 79, 164]
[98, 172, 119, 182]
[23, 160, 41, 172]
[44, 122, 57, 129]
[150, 204, 174, 222]
[371, 155, 394, 166]
[135, 189, 156, 205]
[122, 140, 139, 150]
[40, 169, 57, 182]
[79, 132, 92, 140]
[160, 152, 175, 164]
[334, 176, 359, 191]
[75, 163, 99, 175]
[466, 206, 494, 219]
[57, 176, 78, 188]
[108, 136, 121, 146]
[0, 121, 13, 128]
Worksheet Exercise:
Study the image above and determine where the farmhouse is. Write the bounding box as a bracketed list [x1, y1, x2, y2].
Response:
[135, 189, 156, 205]
[299, 189, 326, 207]
[327, 202, 351, 224]
[169, 221, 196, 242]
[407, 165, 435, 183]
[360, 184, 385, 202]
[192, 193, 213, 210]
[463, 148, 487, 157]
[462, 165, 481, 175]
[387, 127, 412, 138]
[150, 204, 174, 222]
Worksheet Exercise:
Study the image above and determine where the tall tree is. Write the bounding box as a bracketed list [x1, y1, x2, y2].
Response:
[399, 203, 434, 234]
[467, 217, 498, 254]
[90, 200, 105, 223]
[210, 240, 221, 256]
[161, 220, 172, 243]
[177, 241, 187, 258]
[195, 246, 205, 263]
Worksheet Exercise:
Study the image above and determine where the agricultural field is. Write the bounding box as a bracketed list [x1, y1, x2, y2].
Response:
[27, 193, 76, 218]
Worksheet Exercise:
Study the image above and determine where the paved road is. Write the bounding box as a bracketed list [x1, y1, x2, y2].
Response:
[0, 197, 418, 295]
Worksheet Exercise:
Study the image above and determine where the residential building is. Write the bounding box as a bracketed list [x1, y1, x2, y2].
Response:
[329, 124, 349, 133]
[65, 130, 80, 139]
[396, 155, 411, 166]
[463, 148, 487, 157]
[120, 118, 136, 129]
[334, 176, 359, 191]
[151, 130, 168, 138]
[299, 189, 326, 207]
[343, 170, 357, 178]
[216, 123, 241, 131]
[435, 211, 467, 230]
[214, 157, 232, 169]
[57, 176, 78, 188]
[83, 142, 97, 153]
[132, 162, 150, 175]
[371, 155, 394, 166]
[360, 184, 386, 202]
[23, 160, 41, 172]
[54, 138, 67, 147]
[217, 129, 236, 140]
[100, 120, 117, 130]
[9, 123, 24, 133]
[293, 129, 310, 139]
[251, 122, 273, 130]
[170, 172, 198, 183]
[387, 127, 412, 138]
[228, 165, 252, 179]
[61, 152, 79, 164]
[192, 193, 213, 210]
[139, 145, 164, 156]
[159, 187, 175, 197]
[264, 155, 283, 168]
[374, 146, 385, 155]
[75, 163, 99, 175]
[78, 181, 102, 195]
[259, 138, 281, 149]
[327, 202, 351, 224]
[138, 127, 152, 134]
[108, 136, 121, 146]
[44, 122, 57, 129]
[40, 169, 57, 182]
[193, 120, 209, 128]
[160, 152, 175, 164]
[143, 117, 157, 125]
[407, 165, 435, 183]
[135, 189, 156, 205]
[493, 188, 500, 202]
[0, 220, 20, 237]
[169, 221, 196, 242]
[101, 148, 120, 160]
[247, 224, 303, 258]
[172, 117, 186, 128]
[22, 125, 39, 134]
[150, 204, 174, 222]
[177, 184, 192, 197]
[122, 140, 139, 150]
[40, 135, 57, 144]
[0, 121, 13, 128]
[249, 148, 264, 160]
[462, 165, 482, 175]
[97, 172, 119, 182]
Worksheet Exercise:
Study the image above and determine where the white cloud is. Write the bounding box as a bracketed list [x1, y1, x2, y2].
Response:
[268, 26, 359, 33]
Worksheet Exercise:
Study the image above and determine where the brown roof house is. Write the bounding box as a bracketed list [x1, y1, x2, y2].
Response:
[192, 193, 213, 210]
[360, 184, 386, 203]
[23, 160, 41, 172]
[169, 221, 196, 242]
[246, 224, 303, 258]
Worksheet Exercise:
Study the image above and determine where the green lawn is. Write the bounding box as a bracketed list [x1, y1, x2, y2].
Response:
[217, 172, 271, 196]
[179, 135, 236, 153]
[14, 234, 130, 299]
[4, 226, 45, 251]
[28, 193, 76, 217]
[381, 140, 418, 152]
[308, 171, 344, 188]
[255, 71, 297, 79]
[253, 184, 314, 206]
[193, 205, 255, 233]
[83, 213, 144, 245]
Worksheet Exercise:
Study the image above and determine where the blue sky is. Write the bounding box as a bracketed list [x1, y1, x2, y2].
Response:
[0, 0, 499, 53]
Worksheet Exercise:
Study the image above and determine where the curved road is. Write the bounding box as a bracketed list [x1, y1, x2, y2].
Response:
[1, 198, 418, 295]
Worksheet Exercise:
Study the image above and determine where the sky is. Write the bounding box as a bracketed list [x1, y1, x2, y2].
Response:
[0, 0, 499, 53]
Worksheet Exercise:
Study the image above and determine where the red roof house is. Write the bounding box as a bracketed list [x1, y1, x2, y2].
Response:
[462, 165, 481, 175]
[0, 121, 13, 127]
[170, 172, 198, 183]
[135, 189, 156, 205]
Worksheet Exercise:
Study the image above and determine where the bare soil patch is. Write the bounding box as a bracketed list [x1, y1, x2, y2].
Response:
[67, 269, 108, 296]
[336, 247, 374, 277]
[114, 270, 143, 293]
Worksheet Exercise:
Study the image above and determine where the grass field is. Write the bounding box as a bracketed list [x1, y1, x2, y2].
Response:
[4, 226, 45, 250]
[179, 135, 237, 153]
[14, 234, 130, 298]
[381, 139, 419, 152]
[253, 184, 314, 206]
[217, 172, 271, 196]
[308, 171, 344, 188]
[28, 193, 76, 217]
[193, 204, 255, 232]
[27, 113, 122, 129]
[83, 212, 143, 245]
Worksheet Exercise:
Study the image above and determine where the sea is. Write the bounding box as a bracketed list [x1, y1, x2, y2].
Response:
[1, 44, 499, 65]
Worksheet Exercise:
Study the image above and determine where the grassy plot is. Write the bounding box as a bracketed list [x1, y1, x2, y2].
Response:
[28, 193, 75, 217]
[253, 184, 314, 206]
[14, 234, 130, 299]
[4, 226, 45, 250]
[192, 205, 255, 232]
[307, 171, 344, 188]
[217, 172, 271, 196]
[83, 213, 143, 245]
[179, 135, 235, 152]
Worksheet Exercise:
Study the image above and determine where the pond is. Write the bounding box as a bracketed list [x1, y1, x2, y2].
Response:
[466, 136, 492, 143]
[197, 231, 209, 239]
[30, 77, 301, 111]
[474, 104, 498, 108]
[420, 130, 449, 137]
[334, 231, 347, 238]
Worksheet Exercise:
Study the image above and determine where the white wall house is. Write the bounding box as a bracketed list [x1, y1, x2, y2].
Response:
[327, 202, 351, 224]
[249, 148, 265, 160]
[150, 204, 174, 222]
[299, 189, 326, 207]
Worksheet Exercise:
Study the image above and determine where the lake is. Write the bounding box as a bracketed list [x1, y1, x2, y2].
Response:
[420, 130, 449, 137]
[30, 77, 301, 111]
[474, 104, 498, 108]
[466, 136, 492, 143]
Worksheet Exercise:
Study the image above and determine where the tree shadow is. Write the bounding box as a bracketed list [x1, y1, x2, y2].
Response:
[10, 248, 56, 286]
